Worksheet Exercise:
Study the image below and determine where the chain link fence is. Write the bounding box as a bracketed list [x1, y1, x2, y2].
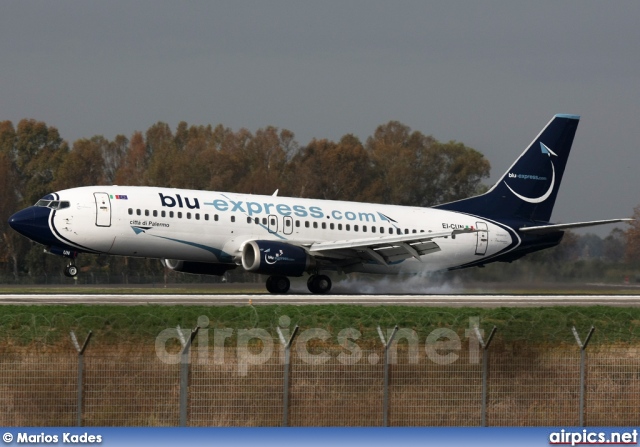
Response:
[2, 336, 640, 426]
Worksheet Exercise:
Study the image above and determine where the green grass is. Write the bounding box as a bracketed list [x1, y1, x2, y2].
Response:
[1, 304, 640, 349]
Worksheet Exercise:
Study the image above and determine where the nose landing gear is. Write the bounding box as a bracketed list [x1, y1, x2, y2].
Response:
[64, 263, 78, 277]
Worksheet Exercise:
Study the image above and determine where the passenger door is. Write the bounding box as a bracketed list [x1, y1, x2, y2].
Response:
[475, 222, 488, 255]
[94, 192, 112, 227]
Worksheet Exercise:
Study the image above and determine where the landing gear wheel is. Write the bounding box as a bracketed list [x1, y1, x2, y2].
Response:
[64, 264, 78, 277]
[266, 275, 290, 294]
[307, 274, 332, 294]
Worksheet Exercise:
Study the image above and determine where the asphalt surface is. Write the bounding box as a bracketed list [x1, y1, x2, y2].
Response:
[1, 294, 640, 306]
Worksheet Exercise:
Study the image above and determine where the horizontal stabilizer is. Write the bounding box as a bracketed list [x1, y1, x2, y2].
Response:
[519, 218, 632, 234]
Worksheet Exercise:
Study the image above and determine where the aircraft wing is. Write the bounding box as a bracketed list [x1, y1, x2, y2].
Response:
[306, 228, 476, 267]
[519, 218, 632, 234]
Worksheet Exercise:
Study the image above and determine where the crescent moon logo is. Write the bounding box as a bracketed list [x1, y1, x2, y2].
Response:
[504, 142, 556, 204]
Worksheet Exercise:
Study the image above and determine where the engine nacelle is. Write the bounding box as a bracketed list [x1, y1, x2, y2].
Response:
[162, 259, 236, 276]
[241, 240, 314, 277]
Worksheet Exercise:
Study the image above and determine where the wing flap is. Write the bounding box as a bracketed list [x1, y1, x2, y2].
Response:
[308, 228, 473, 265]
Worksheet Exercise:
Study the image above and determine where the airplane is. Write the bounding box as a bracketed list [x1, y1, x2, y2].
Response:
[8, 114, 631, 294]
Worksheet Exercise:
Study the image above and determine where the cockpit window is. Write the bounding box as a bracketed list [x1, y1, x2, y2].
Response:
[35, 199, 70, 210]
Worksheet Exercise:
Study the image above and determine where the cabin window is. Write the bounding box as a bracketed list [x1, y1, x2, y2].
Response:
[214, 214, 219, 221]
[346, 224, 350, 231]
[262, 218, 267, 225]
[196, 213, 200, 220]
[247, 217, 252, 224]
[170, 211, 174, 218]
[363, 225, 367, 232]
[187, 212, 191, 219]
[305, 221, 310, 228]
[397, 228, 402, 235]
[231, 216, 235, 223]
[204, 214, 209, 221]
[295, 220, 300, 228]
[255, 218, 259, 224]
[153, 210, 158, 217]
[136, 209, 141, 216]
[313, 222, 318, 229]
[161, 211, 166, 218]
[372, 227, 376, 233]
[354, 225, 359, 232]
[330, 223, 334, 230]
[338, 223, 342, 230]
[128, 208, 133, 215]
[321, 222, 326, 229]
[286, 220, 291, 227]
[178, 212, 182, 219]
[145, 210, 149, 217]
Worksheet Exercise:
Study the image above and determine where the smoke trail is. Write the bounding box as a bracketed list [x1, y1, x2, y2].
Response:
[332, 272, 465, 295]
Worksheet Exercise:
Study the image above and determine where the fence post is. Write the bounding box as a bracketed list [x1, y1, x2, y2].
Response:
[70, 330, 92, 427]
[177, 325, 200, 427]
[276, 324, 299, 427]
[377, 325, 398, 427]
[572, 326, 595, 427]
[474, 325, 496, 427]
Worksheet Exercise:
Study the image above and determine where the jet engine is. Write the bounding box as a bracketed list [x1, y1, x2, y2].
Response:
[241, 240, 314, 277]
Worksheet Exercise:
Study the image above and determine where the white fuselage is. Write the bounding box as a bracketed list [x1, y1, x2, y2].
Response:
[50, 186, 516, 274]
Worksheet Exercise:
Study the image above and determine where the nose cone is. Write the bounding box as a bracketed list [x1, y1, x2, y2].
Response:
[9, 206, 57, 245]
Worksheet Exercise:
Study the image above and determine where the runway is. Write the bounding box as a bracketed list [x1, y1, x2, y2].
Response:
[1, 293, 640, 306]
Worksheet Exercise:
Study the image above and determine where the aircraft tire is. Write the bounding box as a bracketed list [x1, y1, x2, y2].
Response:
[65, 265, 78, 277]
[266, 275, 290, 294]
[307, 274, 331, 294]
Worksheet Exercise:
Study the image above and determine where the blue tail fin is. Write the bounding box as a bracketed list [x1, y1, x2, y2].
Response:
[434, 114, 580, 223]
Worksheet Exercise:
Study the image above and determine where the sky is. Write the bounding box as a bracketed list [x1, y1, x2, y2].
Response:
[2, 1, 639, 235]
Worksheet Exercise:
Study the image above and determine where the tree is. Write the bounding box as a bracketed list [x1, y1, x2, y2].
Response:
[102, 135, 129, 185]
[114, 131, 148, 185]
[624, 205, 640, 263]
[53, 137, 106, 190]
[13, 119, 69, 206]
[0, 124, 20, 276]
[145, 122, 177, 187]
[287, 134, 372, 201]
[603, 228, 625, 262]
[364, 121, 490, 207]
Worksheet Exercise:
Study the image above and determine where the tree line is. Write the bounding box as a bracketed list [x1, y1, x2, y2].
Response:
[0, 118, 491, 279]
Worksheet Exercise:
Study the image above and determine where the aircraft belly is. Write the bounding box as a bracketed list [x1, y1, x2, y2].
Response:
[108, 231, 223, 262]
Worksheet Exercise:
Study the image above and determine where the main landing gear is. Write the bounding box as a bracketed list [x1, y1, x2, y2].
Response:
[266, 275, 290, 294]
[307, 274, 332, 294]
[264, 274, 332, 294]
